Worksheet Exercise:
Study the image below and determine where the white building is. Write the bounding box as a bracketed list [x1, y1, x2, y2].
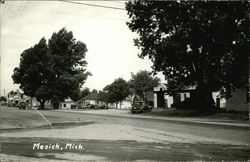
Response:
[153, 84, 227, 109]
[60, 98, 75, 109]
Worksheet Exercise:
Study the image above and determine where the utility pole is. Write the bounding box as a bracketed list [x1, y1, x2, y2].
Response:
[0, 0, 5, 97]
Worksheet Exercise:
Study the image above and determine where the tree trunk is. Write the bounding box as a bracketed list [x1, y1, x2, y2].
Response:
[30, 97, 33, 109]
[192, 84, 215, 112]
[51, 98, 60, 109]
[53, 101, 59, 109]
[40, 100, 45, 109]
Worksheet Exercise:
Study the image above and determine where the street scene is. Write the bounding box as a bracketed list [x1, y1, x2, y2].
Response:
[1, 0, 250, 161]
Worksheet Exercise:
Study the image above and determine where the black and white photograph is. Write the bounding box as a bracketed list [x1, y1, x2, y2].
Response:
[0, 0, 249, 161]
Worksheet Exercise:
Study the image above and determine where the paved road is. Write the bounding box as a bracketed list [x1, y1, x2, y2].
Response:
[0, 107, 249, 161]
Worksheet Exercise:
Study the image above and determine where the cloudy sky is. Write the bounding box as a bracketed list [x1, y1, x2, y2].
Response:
[0, 0, 164, 95]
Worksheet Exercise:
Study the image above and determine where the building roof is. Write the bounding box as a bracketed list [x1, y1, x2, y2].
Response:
[80, 93, 98, 101]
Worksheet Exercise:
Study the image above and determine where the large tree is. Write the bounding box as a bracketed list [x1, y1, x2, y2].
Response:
[12, 38, 51, 108]
[12, 28, 90, 109]
[129, 70, 160, 99]
[0, 96, 7, 102]
[126, 1, 249, 110]
[104, 78, 130, 108]
[48, 28, 90, 108]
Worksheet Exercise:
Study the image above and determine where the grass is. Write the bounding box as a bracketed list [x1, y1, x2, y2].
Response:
[146, 108, 249, 121]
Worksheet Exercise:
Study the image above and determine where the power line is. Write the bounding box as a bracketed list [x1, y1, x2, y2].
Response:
[7, 4, 126, 22]
[58, 0, 126, 11]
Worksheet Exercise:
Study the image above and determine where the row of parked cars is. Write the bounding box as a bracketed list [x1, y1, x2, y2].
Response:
[1, 101, 28, 109]
[77, 104, 108, 109]
[77, 101, 153, 114]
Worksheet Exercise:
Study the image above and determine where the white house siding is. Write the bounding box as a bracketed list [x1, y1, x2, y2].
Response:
[154, 93, 157, 108]
[212, 92, 226, 108]
[153, 84, 228, 109]
[97, 101, 106, 106]
[107, 101, 131, 109]
[60, 98, 75, 109]
[119, 100, 132, 109]
[88, 100, 97, 105]
[60, 102, 75, 109]
[164, 94, 173, 108]
[180, 92, 190, 102]
[108, 103, 116, 109]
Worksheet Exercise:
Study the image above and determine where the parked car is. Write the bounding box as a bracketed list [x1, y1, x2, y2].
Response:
[84, 104, 98, 109]
[18, 101, 27, 109]
[130, 101, 152, 114]
[0, 101, 7, 106]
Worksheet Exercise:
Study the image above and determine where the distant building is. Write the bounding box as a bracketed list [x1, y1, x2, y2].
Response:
[7, 90, 30, 108]
[77, 92, 99, 108]
[6, 90, 53, 109]
[77, 92, 133, 109]
[59, 98, 76, 109]
[116, 95, 133, 109]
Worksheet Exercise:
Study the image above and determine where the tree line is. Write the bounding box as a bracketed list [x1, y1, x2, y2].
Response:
[80, 70, 160, 109]
[12, 27, 160, 109]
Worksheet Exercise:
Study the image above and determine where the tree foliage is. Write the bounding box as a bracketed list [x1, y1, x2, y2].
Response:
[104, 78, 130, 108]
[81, 87, 90, 98]
[97, 91, 109, 103]
[0, 96, 7, 102]
[48, 28, 90, 107]
[12, 28, 90, 108]
[126, 1, 249, 109]
[12, 38, 50, 107]
[129, 70, 160, 99]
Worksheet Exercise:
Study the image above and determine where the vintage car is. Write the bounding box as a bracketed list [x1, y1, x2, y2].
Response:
[130, 101, 152, 114]
[84, 104, 98, 109]
[18, 101, 27, 109]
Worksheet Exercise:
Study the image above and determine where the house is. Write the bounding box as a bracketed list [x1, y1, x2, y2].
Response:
[153, 84, 249, 111]
[77, 92, 133, 109]
[153, 84, 171, 108]
[77, 93, 99, 108]
[59, 98, 76, 109]
[103, 98, 133, 109]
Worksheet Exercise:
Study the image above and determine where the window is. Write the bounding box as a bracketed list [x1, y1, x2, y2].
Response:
[64, 104, 66, 107]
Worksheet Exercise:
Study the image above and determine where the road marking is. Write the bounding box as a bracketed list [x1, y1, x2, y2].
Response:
[36, 109, 54, 129]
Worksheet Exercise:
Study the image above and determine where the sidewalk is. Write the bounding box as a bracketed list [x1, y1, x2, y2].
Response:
[56, 109, 250, 128]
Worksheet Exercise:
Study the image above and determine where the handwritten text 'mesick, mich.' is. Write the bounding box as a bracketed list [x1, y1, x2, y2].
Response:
[33, 143, 84, 150]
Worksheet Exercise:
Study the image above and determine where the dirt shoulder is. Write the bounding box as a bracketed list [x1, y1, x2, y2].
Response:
[55, 108, 250, 128]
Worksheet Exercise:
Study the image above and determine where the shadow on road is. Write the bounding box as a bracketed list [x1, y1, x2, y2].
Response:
[0, 121, 96, 133]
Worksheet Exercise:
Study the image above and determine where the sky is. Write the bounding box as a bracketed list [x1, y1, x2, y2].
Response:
[0, 0, 164, 96]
